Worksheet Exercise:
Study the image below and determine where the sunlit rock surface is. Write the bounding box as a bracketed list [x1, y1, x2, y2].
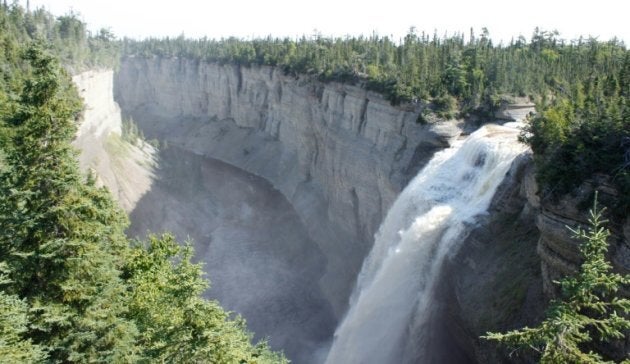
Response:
[74, 60, 627, 363]
[114, 57, 460, 318]
[72, 70, 156, 212]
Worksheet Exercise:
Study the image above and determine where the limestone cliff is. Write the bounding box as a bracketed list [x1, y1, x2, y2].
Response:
[440, 155, 544, 363]
[446, 165, 629, 362]
[75, 58, 626, 362]
[72, 70, 156, 212]
[75, 69, 336, 364]
[530, 175, 630, 360]
[529, 176, 630, 298]
[114, 57, 461, 315]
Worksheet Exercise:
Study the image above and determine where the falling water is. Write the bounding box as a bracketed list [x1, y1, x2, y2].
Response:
[325, 123, 528, 364]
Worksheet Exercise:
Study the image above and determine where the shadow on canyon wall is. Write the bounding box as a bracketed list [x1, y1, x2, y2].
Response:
[126, 145, 336, 364]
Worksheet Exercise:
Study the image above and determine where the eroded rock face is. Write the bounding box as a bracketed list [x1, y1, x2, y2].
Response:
[530, 177, 630, 297]
[434, 156, 630, 363]
[126, 147, 336, 364]
[114, 57, 461, 316]
[527, 174, 630, 360]
[443, 154, 545, 363]
[72, 70, 157, 212]
[84, 61, 629, 362]
[73, 70, 122, 138]
[495, 102, 535, 122]
[75, 69, 341, 364]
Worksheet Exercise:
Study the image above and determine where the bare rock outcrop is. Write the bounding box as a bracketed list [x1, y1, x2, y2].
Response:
[442, 154, 545, 363]
[495, 102, 535, 122]
[114, 57, 461, 315]
[527, 173, 630, 360]
[442, 156, 629, 362]
[529, 176, 630, 297]
[72, 70, 157, 212]
[75, 59, 628, 362]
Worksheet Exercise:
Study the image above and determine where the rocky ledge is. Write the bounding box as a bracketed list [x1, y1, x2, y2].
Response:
[528, 173, 629, 360]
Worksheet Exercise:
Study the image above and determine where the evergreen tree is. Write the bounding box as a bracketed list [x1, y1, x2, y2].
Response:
[0, 36, 286, 364]
[0, 43, 138, 362]
[124, 234, 287, 363]
[0, 263, 46, 363]
[484, 198, 630, 363]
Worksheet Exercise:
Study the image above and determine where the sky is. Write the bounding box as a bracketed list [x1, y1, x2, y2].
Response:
[25, 0, 630, 44]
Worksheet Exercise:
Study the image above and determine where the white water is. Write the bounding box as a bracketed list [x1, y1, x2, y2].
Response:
[325, 124, 528, 364]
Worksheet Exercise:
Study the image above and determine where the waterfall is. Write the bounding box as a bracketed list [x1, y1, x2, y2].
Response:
[325, 123, 528, 364]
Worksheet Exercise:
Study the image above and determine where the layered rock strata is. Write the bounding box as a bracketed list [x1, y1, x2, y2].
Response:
[114, 57, 461, 315]
[527, 173, 629, 360]
[531, 178, 630, 297]
[76, 59, 627, 362]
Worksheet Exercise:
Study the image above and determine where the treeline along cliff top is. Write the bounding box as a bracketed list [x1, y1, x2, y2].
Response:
[0, 1, 628, 362]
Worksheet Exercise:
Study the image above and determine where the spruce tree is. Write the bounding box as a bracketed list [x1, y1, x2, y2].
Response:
[0, 43, 138, 362]
[124, 234, 287, 363]
[484, 198, 630, 363]
[0, 263, 46, 363]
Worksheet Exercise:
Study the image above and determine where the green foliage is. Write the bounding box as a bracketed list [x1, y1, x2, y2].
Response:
[121, 116, 145, 145]
[0, 3, 119, 72]
[432, 93, 458, 119]
[522, 59, 630, 214]
[484, 199, 630, 363]
[124, 234, 287, 363]
[0, 42, 139, 362]
[0, 39, 285, 363]
[121, 28, 627, 111]
[119, 28, 630, 200]
[0, 2, 121, 173]
[0, 263, 46, 363]
[1, 4, 626, 361]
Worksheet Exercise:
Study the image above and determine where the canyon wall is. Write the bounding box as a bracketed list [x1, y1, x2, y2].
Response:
[532, 177, 630, 360]
[74, 69, 336, 363]
[531, 178, 630, 299]
[76, 60, 627, 362]
[72, 70, 156, 212]
[114, 57, 462, 316]
[443, 155, 545, 363]
[445, 163, 629, 362]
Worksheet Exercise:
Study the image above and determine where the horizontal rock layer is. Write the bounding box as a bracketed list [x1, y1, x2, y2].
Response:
[526, 174, 630, 361]
[114, 57, 461, 315]
[78, 59, 628, 362]
[529, 177, 630, 297]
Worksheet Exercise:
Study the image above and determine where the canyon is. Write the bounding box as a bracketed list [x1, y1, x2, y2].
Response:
[72, 59, 629, 363]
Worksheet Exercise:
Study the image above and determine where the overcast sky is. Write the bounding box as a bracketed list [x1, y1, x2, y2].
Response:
[25, 0, 630, 44]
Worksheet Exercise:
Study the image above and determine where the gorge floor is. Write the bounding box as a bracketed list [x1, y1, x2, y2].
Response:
[126, 146, 336, 364]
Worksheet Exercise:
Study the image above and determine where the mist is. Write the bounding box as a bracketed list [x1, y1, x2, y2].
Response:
[126, 146, 336, 363]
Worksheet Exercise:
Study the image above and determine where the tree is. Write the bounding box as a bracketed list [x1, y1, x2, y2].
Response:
[0, 38, 286, 363]
[484, 197, 630, 363]
[123, 234, 287, 363]
[0, 43, 139, 362]
[0, 263, 46, 363]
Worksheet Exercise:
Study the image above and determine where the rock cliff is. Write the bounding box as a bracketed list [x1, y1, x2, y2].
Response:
[81, 58, 626, 362]
[72, 70, 156, 212]
[75, 69, 336, 364]
[530, 177, 630, 298]
[442, 155, 545, 363]
[114, 57, 462, 316]
[530, 176, 630, 360]
[445, 164, 629, 362]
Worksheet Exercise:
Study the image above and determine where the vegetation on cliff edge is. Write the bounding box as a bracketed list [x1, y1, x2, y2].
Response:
[122, 29, 629, 211]
[485, 199, 630, 363]
[0, 4, 286, 362]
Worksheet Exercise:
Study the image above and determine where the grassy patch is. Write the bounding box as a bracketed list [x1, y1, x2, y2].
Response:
[104, 133, 131, 159]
